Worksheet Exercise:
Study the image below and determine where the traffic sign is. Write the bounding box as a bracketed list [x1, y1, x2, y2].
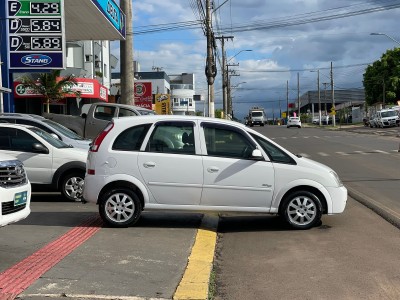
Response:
[6, 0, 65, 69]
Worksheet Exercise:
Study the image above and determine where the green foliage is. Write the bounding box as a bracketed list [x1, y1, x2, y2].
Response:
[214, 109, 223, 119]
[20, 70, 80, 113]
[363, 48, 400, 105]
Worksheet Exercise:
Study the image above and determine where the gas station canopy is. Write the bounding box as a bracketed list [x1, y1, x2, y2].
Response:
[65, 0, 126, 41]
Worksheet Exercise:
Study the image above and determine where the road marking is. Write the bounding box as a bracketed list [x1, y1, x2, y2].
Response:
[336, 152, 350, 156]
[0, 214, 102, 299]
[173, 214, 218, 300]
[354, 151, 369, 155]
[373, 150, 390, 154]
[317, 152, 329, 156]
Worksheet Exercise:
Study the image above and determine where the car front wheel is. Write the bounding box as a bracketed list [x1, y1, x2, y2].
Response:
[281, 191, 322, 230]
[99, 188, 142, 227]
[61, 171, 85, 201]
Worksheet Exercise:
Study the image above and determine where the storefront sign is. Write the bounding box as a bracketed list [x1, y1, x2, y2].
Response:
[155, 94, 170, 115]
[13, 78, 108, 101]
[134, 82, 152, 109]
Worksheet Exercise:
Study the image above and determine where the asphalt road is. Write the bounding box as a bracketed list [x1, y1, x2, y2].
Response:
[214, 124, 400, 299]
[1, 124, 399, 300]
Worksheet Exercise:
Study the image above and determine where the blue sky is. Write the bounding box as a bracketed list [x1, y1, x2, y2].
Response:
[111, 0, 400, 120]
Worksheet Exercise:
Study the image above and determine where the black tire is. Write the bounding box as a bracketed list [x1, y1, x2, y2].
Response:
[280, 191, 322, 230]
[60, 171, 85, 201]
[99, 188, 142, 227]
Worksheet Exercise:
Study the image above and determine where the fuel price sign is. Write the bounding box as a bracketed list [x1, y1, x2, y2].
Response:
[6, 0, 65, 69]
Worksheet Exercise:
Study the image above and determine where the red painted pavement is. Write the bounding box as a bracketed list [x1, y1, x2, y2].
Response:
[0, 214, 103, 300]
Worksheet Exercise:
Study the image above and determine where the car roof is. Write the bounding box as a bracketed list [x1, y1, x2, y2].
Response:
[0, 113, 45, 119]
[90, 102, 154, 112]
[0, 123, 33, 129]
[112, 115, 247, 128]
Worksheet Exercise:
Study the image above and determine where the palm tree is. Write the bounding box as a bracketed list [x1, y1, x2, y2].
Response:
[20, 70, 80, 113]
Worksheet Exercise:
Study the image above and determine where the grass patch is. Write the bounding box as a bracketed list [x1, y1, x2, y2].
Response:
[208, 267, 216, 300]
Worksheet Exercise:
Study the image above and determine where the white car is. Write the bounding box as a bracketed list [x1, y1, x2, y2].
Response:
[0, 153, 31, 227]
[0, 113, 92, 149]
[287, 117, 302, 128]
[83, 116, 347, 230]
[0, 124, 87, 201]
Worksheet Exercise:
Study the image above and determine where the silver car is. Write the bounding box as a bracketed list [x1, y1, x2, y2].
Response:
[0, 113, 91, 149]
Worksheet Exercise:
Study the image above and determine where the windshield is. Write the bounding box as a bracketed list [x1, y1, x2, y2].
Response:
[138, 110, 157, 115]
[43, 119, 87, 140]
[28, 127, 71, 148]
[381, 111, 397, 118]
[251, 112, 263, 117]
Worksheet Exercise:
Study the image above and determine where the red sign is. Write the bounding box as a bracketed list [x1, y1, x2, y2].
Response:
[134, 82, 152, 109]
[13, 78, 108, 102]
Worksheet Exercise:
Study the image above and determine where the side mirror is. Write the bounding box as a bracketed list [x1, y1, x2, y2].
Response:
[32, 143, 49, 154]
[251, 149, 264, 160]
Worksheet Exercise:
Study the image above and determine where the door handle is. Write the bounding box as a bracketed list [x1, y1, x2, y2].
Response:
[143, 162, 156, 168]
[207, 166, 219, 173]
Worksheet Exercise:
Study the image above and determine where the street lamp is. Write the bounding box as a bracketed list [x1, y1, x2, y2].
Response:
[370, 32, 400, 45]
[227, 49, 252, 63]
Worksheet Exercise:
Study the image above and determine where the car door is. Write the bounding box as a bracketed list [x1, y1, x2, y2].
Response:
[200, 122, 275, 208]
[85, 105, 116, 139]
[137, 121, 203, 205]
[0, 127, 52, 184]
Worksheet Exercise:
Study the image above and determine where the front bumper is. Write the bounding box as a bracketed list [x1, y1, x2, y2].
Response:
[326, 185, 347, 214]
[0, 183, 31, 227]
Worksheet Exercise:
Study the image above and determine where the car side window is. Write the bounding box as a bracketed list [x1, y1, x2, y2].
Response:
[0, 127, 41, 153]
[94, 106, 116, 121]
[118, 108, 138, 117]
[146, 122, 195, 155]
[16, 119, 58, 137]
[203, 124, 255, 159]
[112, 124, 151, 151]
[250, 133, 295, 164]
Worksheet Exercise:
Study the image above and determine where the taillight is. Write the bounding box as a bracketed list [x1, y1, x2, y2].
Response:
[90, 122, 114, 152]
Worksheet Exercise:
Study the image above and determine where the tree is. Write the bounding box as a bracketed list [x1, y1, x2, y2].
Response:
[363, 48, 400, 106]
[20, 70, 80, 113]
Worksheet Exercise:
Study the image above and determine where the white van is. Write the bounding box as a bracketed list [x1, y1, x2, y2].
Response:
[0, 153, 31, 227]
[375, 109, 399, 128]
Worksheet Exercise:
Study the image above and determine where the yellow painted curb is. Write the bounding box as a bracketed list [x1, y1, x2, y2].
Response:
[173, 215, 218, 300]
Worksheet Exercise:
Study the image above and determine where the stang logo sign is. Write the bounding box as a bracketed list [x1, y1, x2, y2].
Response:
[21, 54, 52, 66]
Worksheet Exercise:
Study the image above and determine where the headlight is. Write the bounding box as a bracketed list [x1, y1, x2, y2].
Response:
[330, 171, 343, 187]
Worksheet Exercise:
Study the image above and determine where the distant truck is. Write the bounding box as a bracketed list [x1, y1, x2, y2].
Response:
[43, 102, 155, 139]
[248, 107, 265, 126]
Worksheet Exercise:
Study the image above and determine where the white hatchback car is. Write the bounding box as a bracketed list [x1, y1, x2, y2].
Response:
[83, 116, 347, 230]
[0, 124, 87, 201]
[287, 117, 302, 128]
[0, 153, 31, 226]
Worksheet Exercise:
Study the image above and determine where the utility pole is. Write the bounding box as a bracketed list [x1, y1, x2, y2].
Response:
[226, 64, 239, 118]
[317, 70, 321, 126]
[323, 82, 328, 116]
[286, 80, 289, 120]
[330, 61, 335, 126]
[297, 72, 300, 117]
[382, 79, 386, 108]
[120, 0, 135, 105]
[205, 0, 217, 117]
[216, 36, 233, 119]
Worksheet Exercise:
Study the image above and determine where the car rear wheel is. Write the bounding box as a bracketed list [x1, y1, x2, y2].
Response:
[281, 191, 322, 230]
[61, 171, 85, 201]
[99, 188, 142, 227]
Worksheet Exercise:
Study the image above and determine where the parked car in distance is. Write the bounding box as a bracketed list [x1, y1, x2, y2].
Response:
[0, 153, 31, 227]
[43, 102, 156, 140]
[0, 124, 87, 201]
[0, 113, 91, 150]
[83, 115, 347, 230]
[287, 117, 302, 128]
[375, 109, 399, 128]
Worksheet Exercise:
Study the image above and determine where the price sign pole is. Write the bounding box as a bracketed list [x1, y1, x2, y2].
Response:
[6, 0, 65, 69]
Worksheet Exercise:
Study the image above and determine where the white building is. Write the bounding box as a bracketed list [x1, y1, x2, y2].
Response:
[170, 73, 196, 115]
